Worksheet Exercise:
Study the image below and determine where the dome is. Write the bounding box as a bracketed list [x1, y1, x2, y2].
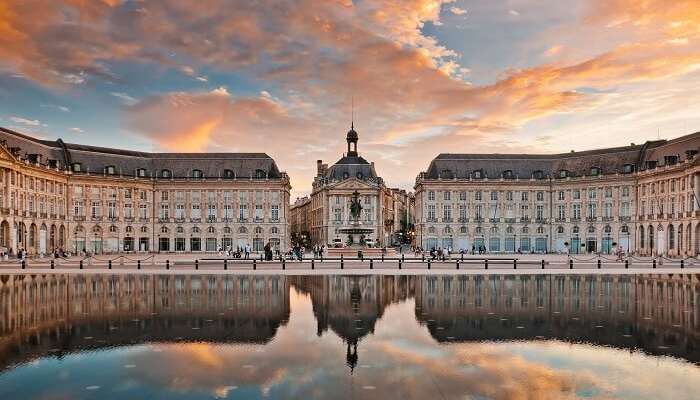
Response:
[347, 127, 358, 142]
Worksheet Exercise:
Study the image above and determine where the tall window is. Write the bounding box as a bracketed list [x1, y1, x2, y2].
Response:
[428, 191, 435, 201]
[108, 201, 116, 219]
[444, 191, 451, 201]
[427, 204, 436, 220]
[271, 205, 279, 220]
[443, 204, 451, 220]
[160, 204, 169, 219]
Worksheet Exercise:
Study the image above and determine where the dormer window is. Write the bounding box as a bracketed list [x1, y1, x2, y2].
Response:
[472, 170, 483, 179]
[223, 169, 234, 179]
[502, 170, 514, 179]
[105, 165, 116, 175]
[255, 169, 266, 179]
[72, 163, 82, 172]
[645, 160, 657, 169]
[356, 172, 364, 179]
[440, 169, 454, 179]
[192, 169, 203, 179]
[622, 164, 634, 174]
[160, 169, 172, 179]
[48, 159, 58, 169]
[136, 168, 147, 178]
[590, 167, 600, 176]
[532, 170, 544, 180]
[558, 169, 569, 178]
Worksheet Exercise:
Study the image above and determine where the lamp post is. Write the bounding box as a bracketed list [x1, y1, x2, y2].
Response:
[74, 232, 77, 255]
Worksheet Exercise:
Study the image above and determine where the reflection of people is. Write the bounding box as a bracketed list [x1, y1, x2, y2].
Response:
[346, 341, 358, 374]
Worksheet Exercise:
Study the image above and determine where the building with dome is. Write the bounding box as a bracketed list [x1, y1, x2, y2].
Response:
[293, 125, 399, 247]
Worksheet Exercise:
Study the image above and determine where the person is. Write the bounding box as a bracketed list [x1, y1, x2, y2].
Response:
[471, 244, 475, 255]
[244, 244, 250, 259]
[264, 241, 272, 261]
[616, 245, 624, 261]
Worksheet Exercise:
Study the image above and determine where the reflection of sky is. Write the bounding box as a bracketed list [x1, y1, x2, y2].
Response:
[2, 290, 700, 400]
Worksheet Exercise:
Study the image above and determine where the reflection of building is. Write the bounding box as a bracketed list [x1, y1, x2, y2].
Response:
[415, 132, 700, 256]
[292, 126, 400, 246]
[0, 127, 290, 255]
[0, 274, 289, 370]
[414, 274, 700, 361]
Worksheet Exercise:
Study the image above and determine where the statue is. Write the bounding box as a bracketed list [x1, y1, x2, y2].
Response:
[349, 191, 363, 221]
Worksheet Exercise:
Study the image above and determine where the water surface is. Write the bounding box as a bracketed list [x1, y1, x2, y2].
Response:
[0, 273, 699, 399]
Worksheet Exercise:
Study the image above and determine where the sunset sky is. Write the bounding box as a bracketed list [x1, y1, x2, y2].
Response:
[1, 0, 700, 196]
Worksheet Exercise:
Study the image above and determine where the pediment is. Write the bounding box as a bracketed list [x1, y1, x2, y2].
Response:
[328, 178, 375, 191]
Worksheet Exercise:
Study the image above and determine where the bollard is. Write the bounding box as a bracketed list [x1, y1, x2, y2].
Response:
[320, 253, 324, 262]
[402, 254, 405, 262]
[399, 259, 402, 269]
[569, 259, 573, 269]
[224, 259, 228, 270]
[597, 259, 601, 269]
[370, 259, 374, 269]
[137, 260, 141, 270]
[281, 259, 284, 270]
[422, 253, 425, 262]
[456, 261, 460, 270]
[22, 260, 26, 269]
[541, 259, 545, 270]
[653, 259, 657, 269]
[513, 259, 517, 270]
[341, 254, 344, 269]
[253, 259, 257, 270]
[485, 259, 488, 270]
[427, 259, 431, 269]
[79, 260, 83, 269]
[681, 259, 685, 269]
[51, 259, 55, 269]
[311, 258, 314, 269]
[461, 253, 464, 262]
[108, 259, 112, 270]
[260, 253, 263, 262]
[166, 259, 170, 270]
[195, 259, 199, 270]
[625, 259, 629, 269]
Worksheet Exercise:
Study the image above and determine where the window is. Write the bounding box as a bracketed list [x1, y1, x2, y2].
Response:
[109, 225, 118, 233]
[271, 227, 279, 234]
[472, 170, 483, 179]
[428, 191, 435, 201]
[475, 191, 482, 201]
[443, 191, 451, 201]
[108, 201, 116, 219]
[427, 204, 436, 220]
[622, 164, 634, 174]
[559, 170, 568, 178]
[558, 191, 565, 201]
[521, 191, 528, 201]
[271, 205, 279, 220]
[490, 191, 498, 201]
[557, 226, 564, 234]
[161, 226, 169, 234]
[572, 204, 581, 219]
[192, 169, 203, 179]
[72, 163, 82, 172]
[255, 169, 266, 179]
[160, 204, 169, 219]
[191, 204, 201, 219]
[443, 204, 451, 220]
[459, 191, 466, 201]
[532, 170, 544, 179]
[161, 169, 171, 178]
[503, 170, 514, 179]
[140, 226, 148, 233]
[588, 189, 596, 199]
[136, 168, 147, 177]
[536, 191, 544, 201]
[605, 187, 613, 198]
[105, 165, 116, 175]
[590, 167, 600, 176]
[573, 190, 580, 200]
[506, 191, 513, 201]
[223, 169, 234, 179]
[207, 226, 216, 234]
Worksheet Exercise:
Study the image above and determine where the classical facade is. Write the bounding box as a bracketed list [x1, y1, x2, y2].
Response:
[0, 127, 290, 255]
[293, 126, 393, 246]
[415, 131, 700, 256]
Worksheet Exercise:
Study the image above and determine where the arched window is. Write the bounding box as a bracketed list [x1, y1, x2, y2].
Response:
[669, 224, 675, 250]
[557, 226, 564, 234]
[532, 170, 544, 180]
[506, 226, 514, 234]
[161, 169, 172, 178]
[255, 169, 266, 179]
[536, 226, 545, 234]
[356, 172, 364, 179]
[590, 166, 600, 176]
[521, 227, 529, 234]
[475, 226, 483, 234]
[271, 227, 279, 234]
[254, 226, 263, 234]
[490, 226, 498, 234]
[460, 226, 467, 234]
[126, 226, 133, 233]
[604, 225, 612, 234]
[572, 226, 579, 234]
[223, 169, 234, 179]
[640, 225, 645, 248]
[239, 226, 248, 234]
[161, 226, 168, 234]
[176, 226, 184, 234]
[588, 225, 596, 234]
[621, 225, 629, 234]
[444, 226, 452, 234]
[105, 165, 116, 175]
[428, 226, 436, 234]
[72, 163, 82, 172]
[223, 227, 232, 234]
[136, 168, 147, 178]
[140, 226, 148, 233]
[192, 169, 204, 179]
[207, 226, 215, 234]
[192, 226, 201, 234]
[109, 225, 118, 233]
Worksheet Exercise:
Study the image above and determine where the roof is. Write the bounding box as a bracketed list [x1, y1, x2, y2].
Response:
[0, 127, 285, 179]
[423, 132, 700, 180]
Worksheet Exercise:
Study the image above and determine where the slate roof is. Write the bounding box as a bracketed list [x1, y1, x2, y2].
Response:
[326, 154, 379, 181]
[423, 132, 700, 180]
[0, 127, 284, 179]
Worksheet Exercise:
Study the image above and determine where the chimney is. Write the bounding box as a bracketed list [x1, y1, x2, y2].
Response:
[317, 160, 323, 176]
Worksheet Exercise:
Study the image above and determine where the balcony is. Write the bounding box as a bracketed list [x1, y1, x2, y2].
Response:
[159, 217, 170, 223]
[535, 218, 547, 224]
[554, 218, 565, 223]
[254, 217, 264, 223]
[124, 216, 134, 222]
[458, 217, 469, 223]
[489, 218, 499, 223]
[270, 218, 280, 223]
[474, 217, 483, 224]
[74, 216, 86, 222]
[426, 218, 438, 223]
[174, 217, 185, 223]
[618, 216, 631, 222]
[505, 218, 516, 223]
[191, 218, 202, 223]
[686, 211, 692, 218]
[40, 212, 47, 219]
[602, 216, 614, 222]
[207, 217, 217, 223]
[239, 218, 248, 223]
[585, 217, 597, 222]
[442, 218, 453, 223]
[570, 217, 581, 222]
[520, 217, 530, 223]
[139, 217, 149, 222]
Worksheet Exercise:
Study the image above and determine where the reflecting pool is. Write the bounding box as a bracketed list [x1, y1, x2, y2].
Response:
[1, 274, 699, 399]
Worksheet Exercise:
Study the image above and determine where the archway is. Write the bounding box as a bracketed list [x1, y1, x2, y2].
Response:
[0, 220, 9, 249]
[39, 223, 47, 255]
[656, 225, 665, 256]
[49, 224, 56, 251]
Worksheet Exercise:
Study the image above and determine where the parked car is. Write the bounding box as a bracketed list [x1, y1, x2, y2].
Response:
[364, 239, 375, 247]
[332, 238, 344, 248]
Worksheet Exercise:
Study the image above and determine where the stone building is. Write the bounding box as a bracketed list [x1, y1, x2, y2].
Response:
[415, 131, 700, 256]
[297, 125, 394, 246]
[0, 127, 290, 255]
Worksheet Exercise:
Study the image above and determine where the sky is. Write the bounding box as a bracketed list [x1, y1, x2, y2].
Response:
[1, 0, 700, 197]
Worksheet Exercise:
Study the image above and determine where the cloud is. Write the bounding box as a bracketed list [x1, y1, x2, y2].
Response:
[110, 92, 139, 106]
[9, 116, 41, 126]
[509, 9, 520, 16]
[450, 7, 467, 16]
[70, 127, 84, 133]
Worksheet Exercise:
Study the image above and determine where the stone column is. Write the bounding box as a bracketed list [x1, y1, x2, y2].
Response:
[694, 174, 700, 211]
